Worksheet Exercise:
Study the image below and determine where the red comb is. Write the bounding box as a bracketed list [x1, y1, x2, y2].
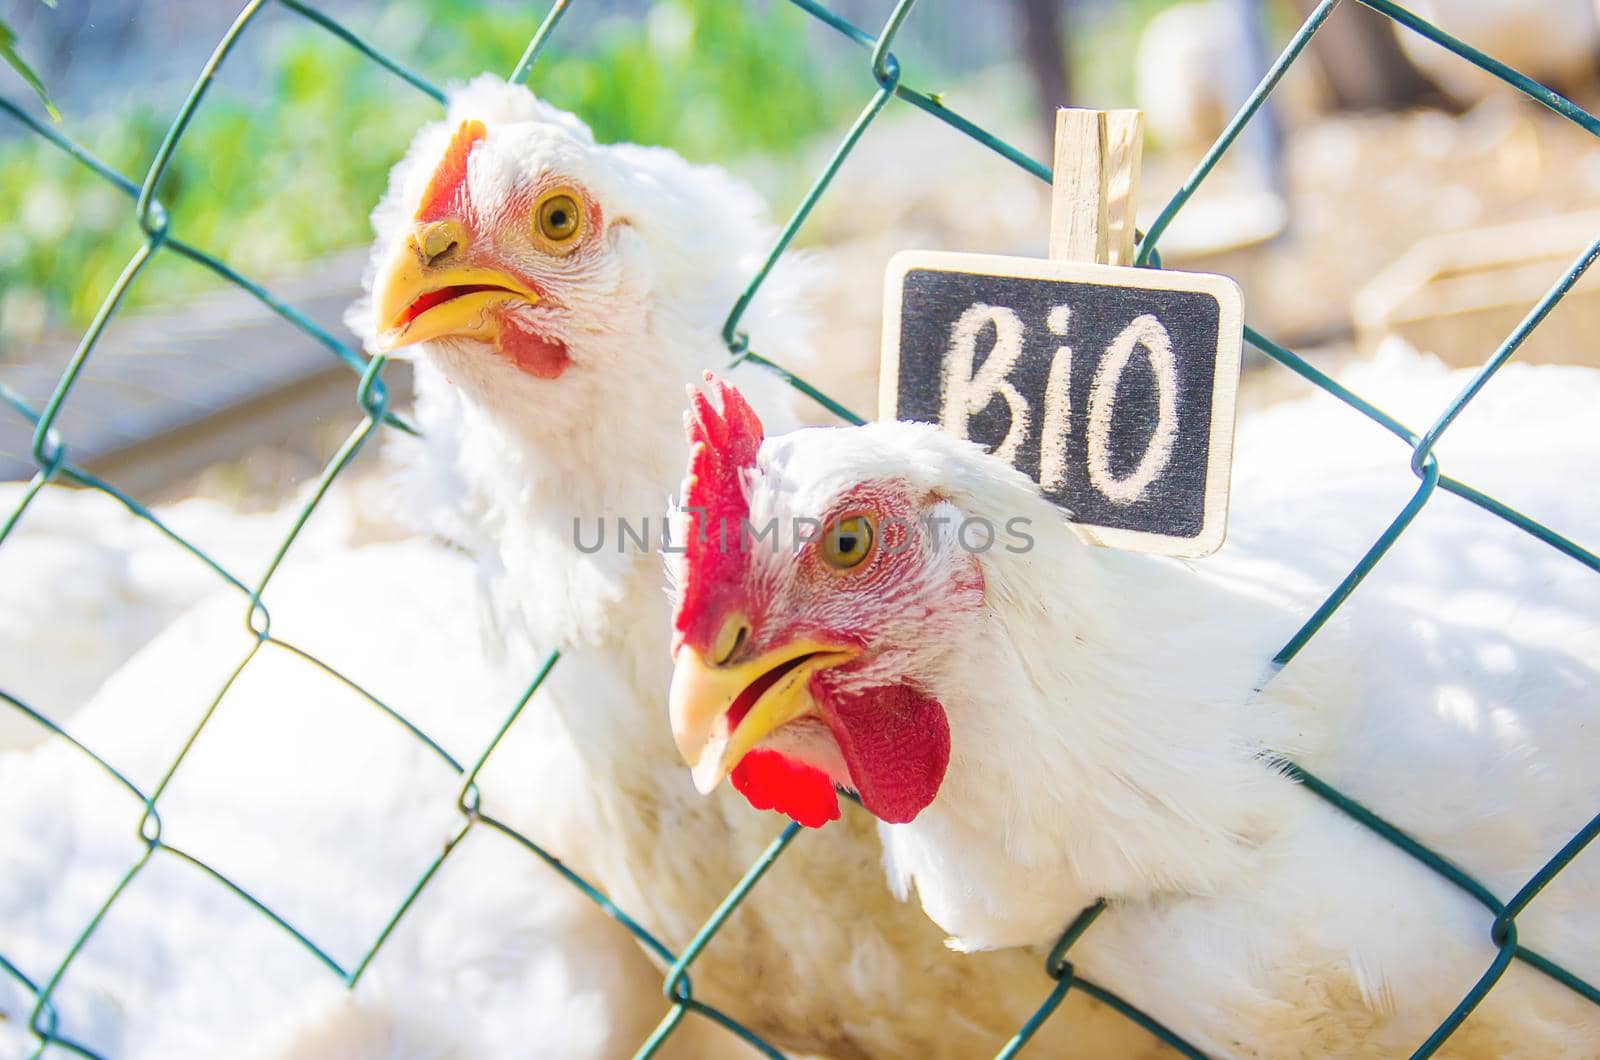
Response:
[417, 118, 486, 223]
[674, 373, 765, 642]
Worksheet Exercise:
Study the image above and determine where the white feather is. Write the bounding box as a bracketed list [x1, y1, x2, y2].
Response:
[742, 341, 1600, 1056]
[0, 483, 372, 750]
[0, 81, 1166, 1058]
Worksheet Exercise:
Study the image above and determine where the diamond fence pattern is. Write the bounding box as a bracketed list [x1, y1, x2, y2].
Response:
[2, 1, 1599, 1057]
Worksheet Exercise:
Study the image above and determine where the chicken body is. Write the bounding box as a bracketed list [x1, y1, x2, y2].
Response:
[0, 79, 1165, 1057]
[887, 456, 1600, 1056]
[669, 348, 1600, 1056]
[0, 484, 375, 750]
[1, 541, 746, 1060]
[362, 78, 1164, 1060]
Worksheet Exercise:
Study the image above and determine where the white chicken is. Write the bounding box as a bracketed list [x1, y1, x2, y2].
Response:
[1, 539, 745, 1060]
[0, 482, 372, 749]
[668, 350, 1600, 1057]
[350, 73, 1170, 1058]
[0, 77, 1166, 1057]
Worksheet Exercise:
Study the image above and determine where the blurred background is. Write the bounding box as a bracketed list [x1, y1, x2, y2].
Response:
[3, 0, 1600, 503]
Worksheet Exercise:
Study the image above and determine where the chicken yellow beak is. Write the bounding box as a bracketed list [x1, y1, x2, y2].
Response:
[371, 218, 540, 350]
[669, 630, 856, 796]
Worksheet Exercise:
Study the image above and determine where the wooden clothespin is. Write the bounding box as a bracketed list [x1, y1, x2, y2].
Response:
[1050, 108, 1145, 266]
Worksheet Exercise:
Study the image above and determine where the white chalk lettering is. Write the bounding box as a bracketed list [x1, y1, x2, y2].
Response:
[941, 303, 1030, 465]
[1086, 314, 1178, 505]
[1039, 304, 1074, 492]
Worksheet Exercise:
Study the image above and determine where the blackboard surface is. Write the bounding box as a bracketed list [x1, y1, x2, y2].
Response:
[881, 251, 1243, 557]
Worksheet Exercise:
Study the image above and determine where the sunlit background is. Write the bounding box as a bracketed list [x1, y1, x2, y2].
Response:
[3, 0, 1599, 503]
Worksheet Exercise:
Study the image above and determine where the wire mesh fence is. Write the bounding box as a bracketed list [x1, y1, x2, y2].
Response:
[1, 0, 1599, 1056]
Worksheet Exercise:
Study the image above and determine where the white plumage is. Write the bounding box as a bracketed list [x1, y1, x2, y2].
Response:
[353, 76, 1165, 1058]
[669, 341, 1600, 1056]
[1, 540, 738, 1060]
[0, 483, 370, 750]
[0, 79, 1166, 1057]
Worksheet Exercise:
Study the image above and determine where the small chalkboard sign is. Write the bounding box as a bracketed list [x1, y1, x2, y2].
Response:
[880, 250, 1243, 558]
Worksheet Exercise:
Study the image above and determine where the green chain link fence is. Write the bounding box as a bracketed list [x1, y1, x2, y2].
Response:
[3, 0, 1599, 1056]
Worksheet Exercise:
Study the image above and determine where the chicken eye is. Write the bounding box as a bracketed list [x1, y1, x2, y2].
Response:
[536, 192, 581, 244]
[821, 514, 876, 571]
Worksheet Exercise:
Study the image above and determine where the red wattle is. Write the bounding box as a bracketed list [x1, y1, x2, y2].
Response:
[818, 683, 948, 825]
[731, 749, 840, 829]
[495, 314, 571, 378]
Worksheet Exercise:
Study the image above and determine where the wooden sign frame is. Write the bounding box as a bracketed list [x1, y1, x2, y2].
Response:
[879, 249, 1244, 559]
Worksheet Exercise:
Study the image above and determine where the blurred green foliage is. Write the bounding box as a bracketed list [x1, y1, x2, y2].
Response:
[0, 0, 854, 343]
[2, 12, 57, 122]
